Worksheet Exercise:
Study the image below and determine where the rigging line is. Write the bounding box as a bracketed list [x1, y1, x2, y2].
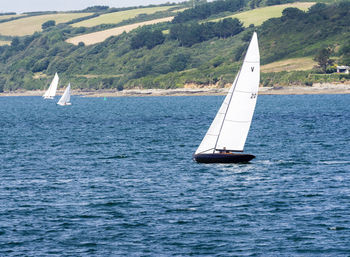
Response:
[206, 133, 219, 136]
[225, 119, 251, 123]
[213, 66, 243, 153]
[196, 148, 215, 155]
[235, 89, 253, 94]
[215, 148, 244, 152]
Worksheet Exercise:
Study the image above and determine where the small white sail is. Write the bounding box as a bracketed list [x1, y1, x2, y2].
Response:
[195, 32, 260, 154]
[57, 83, 71, 106]
[43, 73, 59, 99]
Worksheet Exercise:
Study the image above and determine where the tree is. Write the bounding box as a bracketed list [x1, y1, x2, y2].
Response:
[314, 47, 334, 73]
[42, 20, 55, 30]
[169, 53, 189, 71]
[282, 8, 305, 20]
[172, 0, 245, 23]
[214, 18, 243, 38]
[130, 28, 165, 50]
[11, 37, 20, 48]
[32, 58, 49, 72]
[0, 77, 5, 92]
[145, 30, 164, 50]
[83, 5, 109, 12]
[339, 43, 350, 66]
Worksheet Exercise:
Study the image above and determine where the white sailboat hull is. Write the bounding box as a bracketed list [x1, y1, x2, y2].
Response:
[57, 102, 72, 106]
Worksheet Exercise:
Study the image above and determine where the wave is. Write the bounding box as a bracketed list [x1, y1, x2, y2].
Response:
[319, 160, 350, 165]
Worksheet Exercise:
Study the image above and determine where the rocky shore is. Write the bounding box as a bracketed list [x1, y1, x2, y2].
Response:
[1, 83, 349, 97]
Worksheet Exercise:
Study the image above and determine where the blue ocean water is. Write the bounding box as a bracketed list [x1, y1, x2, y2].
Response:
[0, 94, 349, 256]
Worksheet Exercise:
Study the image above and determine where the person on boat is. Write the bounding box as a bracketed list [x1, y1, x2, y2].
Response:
[220, 147, 231, 154]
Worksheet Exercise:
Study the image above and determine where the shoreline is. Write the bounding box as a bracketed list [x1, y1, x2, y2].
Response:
[1, 83, 350, 97]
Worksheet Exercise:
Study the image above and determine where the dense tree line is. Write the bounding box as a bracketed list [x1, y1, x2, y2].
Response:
[82, 6, 109, 12]
[0, 12, 16, 15]
[170, 18, 243, 46]
[172, 0, 245, 23]
[266, 0, 293, 6]
[130, 28, 165, 49]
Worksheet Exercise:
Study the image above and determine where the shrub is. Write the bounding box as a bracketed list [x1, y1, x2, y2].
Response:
[42, 20, 56, 30]
[130, 28, 165, 50]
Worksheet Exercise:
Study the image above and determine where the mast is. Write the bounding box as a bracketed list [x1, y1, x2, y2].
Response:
[213, 67, 242, 153]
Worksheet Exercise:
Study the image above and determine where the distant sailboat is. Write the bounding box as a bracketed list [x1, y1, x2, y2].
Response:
[43, 73, 59, 99]
[57, 83, 71, 106]
[193, 32, 260, 163]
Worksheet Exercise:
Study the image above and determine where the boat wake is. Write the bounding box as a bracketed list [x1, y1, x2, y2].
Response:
[319, 160, 350, 165]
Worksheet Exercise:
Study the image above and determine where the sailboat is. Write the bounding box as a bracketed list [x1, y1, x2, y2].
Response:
[193, 32, 260, 163]
[43, 73, 59, 99]
[57, 83, 72, 106]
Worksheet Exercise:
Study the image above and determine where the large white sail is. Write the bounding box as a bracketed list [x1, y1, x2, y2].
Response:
[43, 73, 59, 99]
[57, 83, 71, 106]
[195, 32, 260, 154]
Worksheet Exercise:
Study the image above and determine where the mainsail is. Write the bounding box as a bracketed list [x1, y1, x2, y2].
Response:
[43, 73, 59, 99]
[195, 32, 260, 155]
[57, 83, 71, 106]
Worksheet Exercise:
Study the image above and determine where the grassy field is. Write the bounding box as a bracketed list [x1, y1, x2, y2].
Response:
[0, 14, 26, 21]
[213, 2, 315, 27]
[171, 8, 188, 13]
[67, 17, 174, 45]
[261, 57, 316, 72]
[0, 13, 93, 36]
[0, 40, 11, 46]
[72, 6, 174, 27]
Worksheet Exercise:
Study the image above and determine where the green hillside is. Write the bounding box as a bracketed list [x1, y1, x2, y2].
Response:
[0, 0, 349, 92]
[71, 6, 175, 27]
[212, 2, 315, 26]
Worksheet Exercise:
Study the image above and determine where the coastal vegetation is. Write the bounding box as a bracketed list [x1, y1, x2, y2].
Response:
[0, 0, 349, 92]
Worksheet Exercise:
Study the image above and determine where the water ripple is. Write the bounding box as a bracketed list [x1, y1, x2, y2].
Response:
[0, 95, 349, 255]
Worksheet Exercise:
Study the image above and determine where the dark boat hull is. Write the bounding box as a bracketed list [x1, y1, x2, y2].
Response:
[194, 153, 255, 163]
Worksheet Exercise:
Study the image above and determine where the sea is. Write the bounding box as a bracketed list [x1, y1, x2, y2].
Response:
[1, 94, 349, 256]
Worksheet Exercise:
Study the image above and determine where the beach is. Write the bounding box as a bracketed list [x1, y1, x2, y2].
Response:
[1, 83, 350, 97]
